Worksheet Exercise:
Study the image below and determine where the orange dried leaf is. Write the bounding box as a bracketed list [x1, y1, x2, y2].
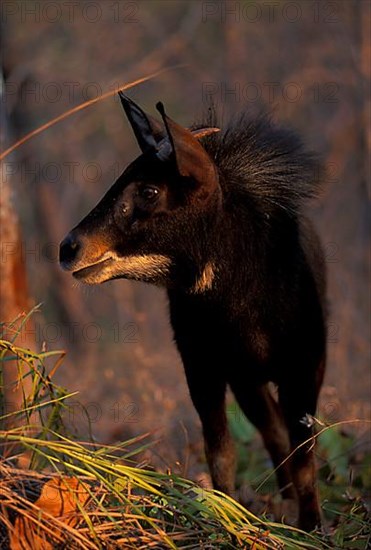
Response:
[9, 476, 90, 550]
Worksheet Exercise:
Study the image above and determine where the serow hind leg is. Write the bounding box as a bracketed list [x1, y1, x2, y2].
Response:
[230, 381, 297, 523]
[279, 374, 323, 532]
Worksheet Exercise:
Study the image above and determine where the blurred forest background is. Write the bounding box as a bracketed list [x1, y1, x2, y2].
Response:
[1, 0, 370, 480]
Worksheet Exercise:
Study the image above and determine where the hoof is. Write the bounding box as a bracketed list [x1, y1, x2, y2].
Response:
[298, 511, 322, 533]
[274, 498, 298, 526]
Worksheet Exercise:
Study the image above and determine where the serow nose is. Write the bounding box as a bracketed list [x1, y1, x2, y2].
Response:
[59, 233, 81, 270]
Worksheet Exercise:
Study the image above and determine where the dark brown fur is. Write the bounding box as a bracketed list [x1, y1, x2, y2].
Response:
[60, 95, 327, 531]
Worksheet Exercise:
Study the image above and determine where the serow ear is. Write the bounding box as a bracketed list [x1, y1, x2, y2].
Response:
[156, 102, 219, 190]
[118, 92, 165, 153]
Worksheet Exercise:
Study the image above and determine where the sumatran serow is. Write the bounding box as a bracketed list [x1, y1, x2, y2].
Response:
[60, 93, 327, 531]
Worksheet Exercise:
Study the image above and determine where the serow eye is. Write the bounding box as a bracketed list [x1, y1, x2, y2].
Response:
[140, 186, 159, 202]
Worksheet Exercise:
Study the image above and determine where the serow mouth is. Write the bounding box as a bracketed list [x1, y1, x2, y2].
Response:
[72, 258, 113, 281]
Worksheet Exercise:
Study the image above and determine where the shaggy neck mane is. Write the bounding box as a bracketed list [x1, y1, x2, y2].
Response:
[199, 111, 323, 218]
[189, 111, 323, 297]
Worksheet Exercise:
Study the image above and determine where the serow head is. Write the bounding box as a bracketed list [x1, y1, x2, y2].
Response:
[59, 93, 220, 288]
